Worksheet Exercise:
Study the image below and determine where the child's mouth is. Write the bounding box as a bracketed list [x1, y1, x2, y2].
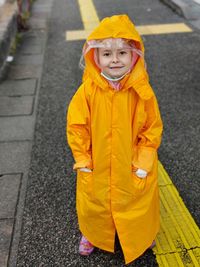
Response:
[109, 66, 123, 69]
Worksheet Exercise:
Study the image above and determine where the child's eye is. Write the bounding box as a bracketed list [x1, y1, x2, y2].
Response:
[119, 51, 127, 55]
[103, 52, 111, 57]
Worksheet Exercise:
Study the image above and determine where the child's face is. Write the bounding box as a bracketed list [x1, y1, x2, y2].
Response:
[97, 48, 132, 78]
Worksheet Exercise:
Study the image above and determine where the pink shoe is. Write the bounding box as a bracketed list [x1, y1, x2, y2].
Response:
[149, 240, 156, 249]
[79, 235, 94, 256]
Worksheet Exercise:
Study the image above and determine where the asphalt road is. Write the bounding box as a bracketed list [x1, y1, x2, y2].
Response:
[16, 0, 200, 266]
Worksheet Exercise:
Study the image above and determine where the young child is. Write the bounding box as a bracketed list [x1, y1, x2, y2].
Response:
[67, 14, 163, 264]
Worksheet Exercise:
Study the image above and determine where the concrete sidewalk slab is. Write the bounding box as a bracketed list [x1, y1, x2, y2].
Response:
[18, 42, 43, 54]
[20, 31, 46, 44]
[7, 65, 42, 79]
[0, 95, 34, 116]
[0, 79, 37, 96]
[0, 174, 21, 218]
[0, 116, 35, 141]
[13, 54, 43, 65]
[31, 1, 53, 13]
[17, 31, 46, 53]
[0, 141, 32, 173]
[19, 42, 43, 54]
[30, 10, 50, 19]
[28, 18, 47, 29]
[0, 220, 13, 267]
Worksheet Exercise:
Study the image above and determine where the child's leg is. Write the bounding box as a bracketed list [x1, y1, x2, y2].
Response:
[79, 235, 95, 256]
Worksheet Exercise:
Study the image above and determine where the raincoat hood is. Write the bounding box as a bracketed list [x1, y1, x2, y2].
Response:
[87, 14, 144, 51]
[81, 14, 153, 99]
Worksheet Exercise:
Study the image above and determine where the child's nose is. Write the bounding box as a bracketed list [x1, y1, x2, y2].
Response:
[112, 53, 119, 63]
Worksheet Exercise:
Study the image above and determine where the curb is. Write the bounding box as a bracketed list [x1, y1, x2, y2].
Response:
[0, 2, 18, 80]
[161, 0, 200, 20]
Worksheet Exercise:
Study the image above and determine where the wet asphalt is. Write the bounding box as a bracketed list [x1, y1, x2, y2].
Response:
[16, 0, 200, 266]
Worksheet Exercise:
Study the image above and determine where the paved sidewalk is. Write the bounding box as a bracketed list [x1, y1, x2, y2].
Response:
[0, 0, 53, 266]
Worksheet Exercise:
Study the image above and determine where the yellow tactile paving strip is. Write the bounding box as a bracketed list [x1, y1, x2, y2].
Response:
[154, 162, 200, 266]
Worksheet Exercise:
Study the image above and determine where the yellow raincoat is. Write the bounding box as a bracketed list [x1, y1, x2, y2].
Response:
[67, 15, 163, 264]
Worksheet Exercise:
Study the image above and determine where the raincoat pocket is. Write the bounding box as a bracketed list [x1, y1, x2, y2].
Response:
[79, 170, 93, 197]
[132, 172, 147, 198]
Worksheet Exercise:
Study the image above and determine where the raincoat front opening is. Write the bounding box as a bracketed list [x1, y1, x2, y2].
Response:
[67, 14, 163, 264]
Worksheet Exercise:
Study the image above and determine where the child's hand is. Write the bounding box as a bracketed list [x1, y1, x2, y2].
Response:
[79, 167, 92, 173]
[135, 169, 147, 178]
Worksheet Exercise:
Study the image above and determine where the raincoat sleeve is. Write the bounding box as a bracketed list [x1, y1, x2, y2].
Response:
[132, 95, 163, 173]
[66, 84, 92, 170]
